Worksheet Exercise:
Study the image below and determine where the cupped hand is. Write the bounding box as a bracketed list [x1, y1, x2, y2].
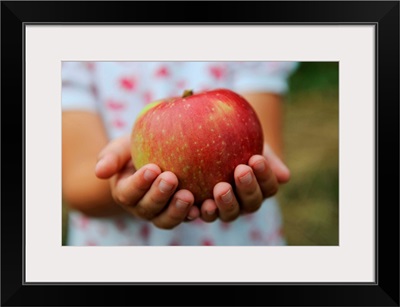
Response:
[95, 135, 200, 229]
[199, 144, 291, 223]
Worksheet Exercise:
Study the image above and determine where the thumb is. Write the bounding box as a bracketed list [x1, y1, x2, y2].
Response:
[263, 143, 291, 184]
[95, 135, 132, 179]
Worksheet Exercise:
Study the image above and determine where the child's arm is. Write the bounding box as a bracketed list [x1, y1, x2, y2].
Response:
[62, 111, 120, 216]
[62, 110, 199, 227]
[243, 92, 286, 160]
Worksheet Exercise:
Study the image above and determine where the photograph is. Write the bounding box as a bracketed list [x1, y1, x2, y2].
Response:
[1, 1, 398, 306]
[61, 61, 339, 247]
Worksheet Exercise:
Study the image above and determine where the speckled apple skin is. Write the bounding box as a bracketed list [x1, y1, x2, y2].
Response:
[131, 88, 264, 205]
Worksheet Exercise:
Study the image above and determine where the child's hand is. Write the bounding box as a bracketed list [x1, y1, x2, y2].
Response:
[95, 135, 200, 229]
[198, 144, 291, 223]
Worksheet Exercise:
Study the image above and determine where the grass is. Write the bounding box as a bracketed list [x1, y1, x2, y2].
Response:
[278, 62, 339, 245]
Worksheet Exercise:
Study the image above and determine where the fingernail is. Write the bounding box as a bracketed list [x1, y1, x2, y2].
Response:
[221, 189, 233, 203]
[253, 161, 265, 173]
[278, 161, 290, 174]
[159, 179, 174, 193]
[176, 199, 189, 209]
[143, 169, 157, 182]
[206, 208, 216, 215]
[95, 158, 106, 173]
[239, 172, 252, 185]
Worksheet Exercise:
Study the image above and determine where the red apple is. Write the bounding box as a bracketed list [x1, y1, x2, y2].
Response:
[130, 88, 264, 205]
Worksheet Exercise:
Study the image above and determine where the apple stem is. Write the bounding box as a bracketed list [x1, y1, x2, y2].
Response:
[182, 89, 193, 98]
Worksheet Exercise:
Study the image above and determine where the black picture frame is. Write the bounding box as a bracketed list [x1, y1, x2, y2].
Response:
[1, 1, 399, 306]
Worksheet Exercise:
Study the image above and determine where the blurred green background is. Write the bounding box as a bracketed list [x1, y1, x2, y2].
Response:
[278, 62, 339, 245]
[62, 62, 339, 246]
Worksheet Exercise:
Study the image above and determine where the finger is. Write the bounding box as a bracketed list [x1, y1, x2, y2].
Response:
[134, 171, 179, 220]
[95, 135, 132, 179]
[200, 199, 218, 223]
[152, 189, 195, 229]
[234, 164, 263, 214]
[249, 155, 279, 198]
[111, 159, 136, 183]
[186, 205, 200, 221]
[213, 183, 240, 222]
[111, 163, 161, 207]
[263, 144, 291, 183]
